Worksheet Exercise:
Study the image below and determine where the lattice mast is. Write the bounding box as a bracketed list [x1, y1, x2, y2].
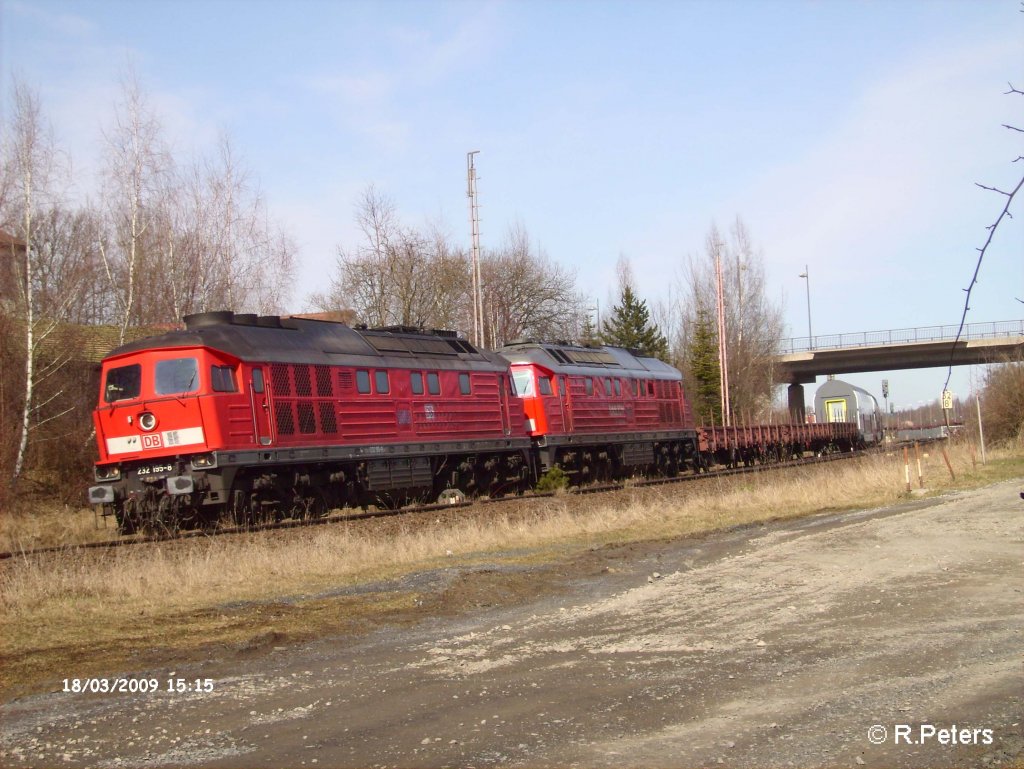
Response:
[467, 151, 484, 348]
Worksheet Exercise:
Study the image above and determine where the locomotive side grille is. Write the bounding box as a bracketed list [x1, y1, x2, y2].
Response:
[318, 401, 338, 433]
[297, 402, 316, 434]
[315, 365, 333, 397]
[271, 364, 292, 397]
[276, 402, 295, 435]
[294, 366, 313, 397]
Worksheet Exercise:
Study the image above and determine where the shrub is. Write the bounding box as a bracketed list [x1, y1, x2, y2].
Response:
[535, 466, 569, 492]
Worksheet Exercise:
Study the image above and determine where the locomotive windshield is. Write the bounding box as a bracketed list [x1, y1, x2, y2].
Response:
[104, 364, 141, 403]
[512, 370, 534, 397]
[155, 357, 199, 395]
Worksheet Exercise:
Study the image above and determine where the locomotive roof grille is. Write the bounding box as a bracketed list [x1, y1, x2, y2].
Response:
[371, 325, 461, 340]
[561, 348, 621, 366]
[365, 332, 477, 357]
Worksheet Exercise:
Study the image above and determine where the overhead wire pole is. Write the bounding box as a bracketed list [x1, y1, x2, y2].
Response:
[466, 151, 484, 348]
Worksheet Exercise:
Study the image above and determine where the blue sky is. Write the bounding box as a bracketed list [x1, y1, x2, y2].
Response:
[3, 0, 1022, 410]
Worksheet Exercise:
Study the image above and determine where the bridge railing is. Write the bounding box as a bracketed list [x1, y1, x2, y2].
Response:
[779, 319, 1024, 355]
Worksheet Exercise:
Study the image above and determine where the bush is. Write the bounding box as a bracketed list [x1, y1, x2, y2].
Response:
[979, 359, 1024, 444]
[536, 466, 569, 492]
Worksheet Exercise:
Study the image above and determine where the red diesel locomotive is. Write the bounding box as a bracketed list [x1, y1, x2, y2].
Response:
[88, 312, 862, 534]
[498, 340, 698, 482]
[89, 311, 531, 532]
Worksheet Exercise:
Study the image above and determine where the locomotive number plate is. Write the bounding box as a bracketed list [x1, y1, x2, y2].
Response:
[135, 464, 173, 476]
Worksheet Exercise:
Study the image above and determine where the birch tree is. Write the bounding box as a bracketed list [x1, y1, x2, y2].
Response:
[1, 79, 75, 490]
[99, 71, 171, 341]
[163, 135, 295, 317]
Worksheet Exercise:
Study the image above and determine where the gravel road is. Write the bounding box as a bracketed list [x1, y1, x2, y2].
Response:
[2, 478, 1022, 768]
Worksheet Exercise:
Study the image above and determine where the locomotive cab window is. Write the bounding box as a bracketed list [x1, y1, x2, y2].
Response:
[538, 376, 553, 396]
[252, 368, 265, 393]
[211, 365, 238, 393]
[356, 370, 371, 394]
[459, 373, 471, 395]
[155, 357, 199, 395]
[104, 364, 141, 403]
[512, 371, 533, 397]
[375, 370, 390, 394]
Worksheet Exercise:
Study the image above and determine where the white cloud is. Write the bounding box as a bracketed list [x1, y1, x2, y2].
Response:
[7, 0, 96, 38]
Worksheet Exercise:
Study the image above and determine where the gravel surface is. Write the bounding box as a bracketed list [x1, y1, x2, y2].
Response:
[2, 479, 1022, 768]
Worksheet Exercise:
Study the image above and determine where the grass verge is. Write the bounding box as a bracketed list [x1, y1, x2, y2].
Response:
[2, 440, 1022, 699]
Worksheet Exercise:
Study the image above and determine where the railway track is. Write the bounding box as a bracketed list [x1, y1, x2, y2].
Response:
[0, 449, 867, 562]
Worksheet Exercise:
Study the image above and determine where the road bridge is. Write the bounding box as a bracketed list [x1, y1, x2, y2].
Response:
[775, 320, 1024, 421]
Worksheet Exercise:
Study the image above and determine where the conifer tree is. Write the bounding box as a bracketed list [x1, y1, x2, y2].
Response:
[578, 313, 601, 347]
[601, 284, 669, 360]
[687, 305, 722, 424]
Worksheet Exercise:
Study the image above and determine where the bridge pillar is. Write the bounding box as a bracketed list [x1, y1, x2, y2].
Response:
[788, 383, 806, 424]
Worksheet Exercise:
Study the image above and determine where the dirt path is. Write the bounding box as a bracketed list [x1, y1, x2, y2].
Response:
[2, 479, 1022, 768]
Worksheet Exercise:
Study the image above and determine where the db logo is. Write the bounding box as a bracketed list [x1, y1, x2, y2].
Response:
[142, 434, 163, 449]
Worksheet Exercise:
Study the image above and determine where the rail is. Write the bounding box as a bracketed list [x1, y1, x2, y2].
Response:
[1, 449, 868, 562]
[779, 319, 1024, 355]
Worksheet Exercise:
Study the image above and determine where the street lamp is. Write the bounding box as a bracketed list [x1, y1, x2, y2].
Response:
[798, 265, 813, 350]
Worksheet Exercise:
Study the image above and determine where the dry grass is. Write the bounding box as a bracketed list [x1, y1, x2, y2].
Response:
[2, 440, 1021, 697]
[0, 500, 117, 552]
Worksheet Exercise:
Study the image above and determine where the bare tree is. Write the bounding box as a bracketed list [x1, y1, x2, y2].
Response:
[99, 70, 172, 340]
[479, 223, 587, 347]
[317, 189, 587, 345]
[168, 135, 295, 317]
[32, 206, 109, 325]
[312, 186, 400, 326]
[314, 187, 468, 329]
[676, 218, 785, 422]
[0, 78, 80, 490]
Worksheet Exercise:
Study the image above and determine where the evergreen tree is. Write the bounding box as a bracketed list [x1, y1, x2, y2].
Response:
[601, 285, 669, 360]
[687, 305, 722, 424]
[578, 312, 601, 347]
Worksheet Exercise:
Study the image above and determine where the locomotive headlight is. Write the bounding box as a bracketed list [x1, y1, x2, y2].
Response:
[138, 411, 158, 432]
[190, 453, 217, 469]
[94, 465, 121, 481]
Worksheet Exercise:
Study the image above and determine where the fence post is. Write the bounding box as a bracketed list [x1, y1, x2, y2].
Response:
[903, 446, 911, 492]
[976, 394, 987, 465]
[941, 448, 955, 481]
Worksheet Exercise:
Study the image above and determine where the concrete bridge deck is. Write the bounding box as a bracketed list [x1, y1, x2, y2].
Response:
[776, 319, 1024, 384]
[775, 319, 1023, 422]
